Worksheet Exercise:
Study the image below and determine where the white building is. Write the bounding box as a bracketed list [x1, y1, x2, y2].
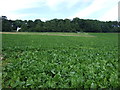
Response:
[17, 27, 21, 32]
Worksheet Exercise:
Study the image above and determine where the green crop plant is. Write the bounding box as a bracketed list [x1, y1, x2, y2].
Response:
[2, 33, 119, 88]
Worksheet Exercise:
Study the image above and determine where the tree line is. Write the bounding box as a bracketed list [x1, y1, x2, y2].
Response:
[1, 16, 120, 32]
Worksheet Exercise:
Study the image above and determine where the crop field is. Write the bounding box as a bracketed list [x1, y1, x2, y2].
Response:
[1, 32, 119, 88]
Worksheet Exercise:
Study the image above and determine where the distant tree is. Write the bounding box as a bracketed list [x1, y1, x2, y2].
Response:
[2, 16, 120, 32]
[34, 19, 44, 32]
[57, 19, 65, 32]
[2, 19, 12, 32]
[63, 19, 72, 32]
[72, 17, 82, 32]
[20, 20, 28, 32]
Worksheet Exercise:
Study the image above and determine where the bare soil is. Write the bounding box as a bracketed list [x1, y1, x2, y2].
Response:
[0, 32, 95, 37]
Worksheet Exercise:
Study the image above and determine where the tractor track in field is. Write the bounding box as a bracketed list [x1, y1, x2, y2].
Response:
[0, 32, 95, 37]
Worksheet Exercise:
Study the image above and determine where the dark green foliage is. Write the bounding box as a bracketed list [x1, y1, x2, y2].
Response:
[2, 19, 12, 32]
[1, 16, 120, 32]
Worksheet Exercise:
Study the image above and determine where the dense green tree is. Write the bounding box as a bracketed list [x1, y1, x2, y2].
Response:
[20, 20, 28, 32]
[2, 19, 12, 32]
[2, 16, 120, 32]
[72, 17, 81, 32]
[57, 19, 65, 32]
[63, 19, 72, 32]
[34, 19, 44, 32]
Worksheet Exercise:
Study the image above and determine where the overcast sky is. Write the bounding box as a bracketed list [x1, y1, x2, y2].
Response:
[0, 0, 119, 21]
